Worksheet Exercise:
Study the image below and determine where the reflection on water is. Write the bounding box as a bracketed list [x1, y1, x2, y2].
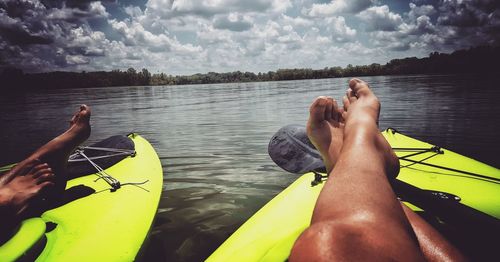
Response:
[0, 75, 499, 261]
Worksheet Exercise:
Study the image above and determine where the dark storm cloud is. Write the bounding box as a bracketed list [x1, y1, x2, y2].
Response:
[435, 0, 500, 46]
[0, 0, 109, 71]
[40, 0, 114, 9]
[1, 0, 500, 74]
[437, 0, 500, 27]
[0, 0, 54, 45]
[0, 0, 107, 44]
[0, 22, 53, 45]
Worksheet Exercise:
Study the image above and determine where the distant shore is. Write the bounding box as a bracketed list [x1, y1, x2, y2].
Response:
[1, 45, 499, 91]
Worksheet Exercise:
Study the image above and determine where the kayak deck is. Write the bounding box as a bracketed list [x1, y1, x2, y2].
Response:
[207, 129, 500, 262]
[0, 134, 163, 262]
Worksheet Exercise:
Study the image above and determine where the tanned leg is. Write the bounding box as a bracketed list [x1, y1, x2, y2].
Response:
[299, 85, 466, 261]
[290, 79, 424, 261]
[0, 105, 91, 243]
[4, 105, 91, 201]
[401, 203, 467, 261]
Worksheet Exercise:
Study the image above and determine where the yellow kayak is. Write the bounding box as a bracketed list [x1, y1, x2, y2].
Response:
[0, 133, 163, 262]
[208, 128, 500, 261]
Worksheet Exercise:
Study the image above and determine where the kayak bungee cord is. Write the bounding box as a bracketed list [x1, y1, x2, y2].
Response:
[386, 128, 500, 184]
[72, 148, 122, 191]
[399, 156, 500, 183]
[400, 152, 442, 169]
[390, 146, 500, 183]
[68, 146, 136, 162]
[401, 165, 499, 184]
[310, 145, 500, 185]
[70, 146, 149, 192]
[393, 146, 443, 159]
[393, 146, 444, 169]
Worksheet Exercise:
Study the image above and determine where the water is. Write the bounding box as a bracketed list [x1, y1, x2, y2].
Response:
[0, 75, 499, 261]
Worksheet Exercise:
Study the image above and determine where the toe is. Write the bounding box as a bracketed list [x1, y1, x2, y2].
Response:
[332, 99, 340, 122]
[7, 158, 41, 179]
[339, 108, 346, 123]
[309, 96, 328, 126]
[347, 88, 357, 103]
[32, 165, 52, 179]
[71, 105, 91, 126]
[38, 181, 54, 191]
[78, 104, 91, 121]
[37, 172, 55, 184]
[325, 97, 333, 121]
[349, 78, 372, 97]
[343, 95, 350, 111]
[30, 163, 50, 177]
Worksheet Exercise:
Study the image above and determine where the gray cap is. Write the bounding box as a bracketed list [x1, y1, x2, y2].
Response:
[268, 124, 326, 174]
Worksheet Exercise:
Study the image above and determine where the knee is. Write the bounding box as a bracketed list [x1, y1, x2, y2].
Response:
[290, 216, 394, 262]
[290, 221, 366, 261]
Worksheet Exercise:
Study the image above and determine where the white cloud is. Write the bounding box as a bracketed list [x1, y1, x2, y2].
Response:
[281, 14, 313, 28]
[109, 18, 203, 56]
[213, 13, 253, 31]
[326, 16, 356, 42]
[47, 1, 109, 20]
[357, 5, 403, 31]
[146, 0, 291, 19]
[305, 0, 373, 17]
[1, 0, 498, 74]
[89, 2, 109, 17]
[66, 54, 89, 65]
[66, 26, 108, 56]
[408, 3, 435, 20]
[124, 6, 144, 18]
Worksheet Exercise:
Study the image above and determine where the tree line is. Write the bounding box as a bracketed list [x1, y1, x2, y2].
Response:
[1, 45, 498, 91]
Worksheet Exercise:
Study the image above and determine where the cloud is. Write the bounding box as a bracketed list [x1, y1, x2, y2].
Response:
[305, 0, 373, 17]
[281, 14, 313, 28]
[213, 13, 253, 32]
[0, 0, 54, 45]
[109, 17, 203, 55]
[365, 1, 498, 53]
[65, 54, 90, 65]
[46, 1, 109, 22]
[408, 2, 435, 20]
[433, 0, 500, 48]
[0, 0, 113, 71]
[66, 26, 107, 56]
[437, 0, 499, 27]
[145, 0, 291, 19]
[1, 0, 499, 75]
[357, 5, 403, 31]
[325, 16, 356, 42]
[366, 3, 438, 52]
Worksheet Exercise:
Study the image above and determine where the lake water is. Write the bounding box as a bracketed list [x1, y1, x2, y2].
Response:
[1, 75, 499, 261]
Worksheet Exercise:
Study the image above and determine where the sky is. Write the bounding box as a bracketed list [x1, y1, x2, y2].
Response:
[0, 0, 499, 75]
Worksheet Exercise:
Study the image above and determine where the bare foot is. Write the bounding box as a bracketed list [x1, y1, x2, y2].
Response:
[38, 104, 91, 161]
[10, 105, 91, 202]
[0, 159, 54, 243]
[306, 96, 345, 173]
[0, 160, 54, 215]
[343, 78, 399, 178]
